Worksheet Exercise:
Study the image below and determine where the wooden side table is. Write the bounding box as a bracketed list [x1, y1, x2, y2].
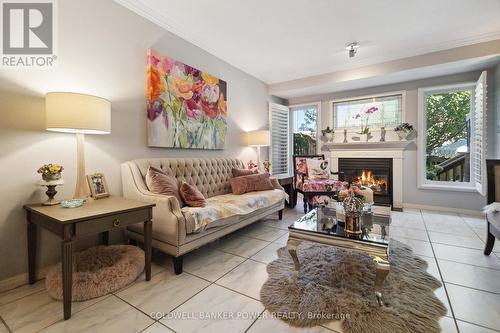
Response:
[24, 196, 155, 320]
[277, 176, 294, 208]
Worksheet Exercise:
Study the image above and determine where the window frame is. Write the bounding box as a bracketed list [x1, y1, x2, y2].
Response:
[417, 82, 477, 192]
[289, 101, 322, 155]
[330, 91, 406, 132]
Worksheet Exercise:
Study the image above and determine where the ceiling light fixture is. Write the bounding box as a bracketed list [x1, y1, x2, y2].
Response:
[345, 42, 359, 58]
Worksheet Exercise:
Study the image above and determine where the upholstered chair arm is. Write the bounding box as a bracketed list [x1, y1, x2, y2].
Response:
[132, 191, 187, 246]
[270, 177, 285, 192]
[121, 162, 187, 246]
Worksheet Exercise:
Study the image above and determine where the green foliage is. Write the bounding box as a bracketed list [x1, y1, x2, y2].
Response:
[425, 91, 470, 154]
[426, 164, 444, 180]
[298, 109, 317, 132]
[293, 132, 316, 155]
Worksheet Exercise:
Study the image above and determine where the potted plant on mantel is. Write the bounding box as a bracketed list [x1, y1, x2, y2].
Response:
[355, 106, 378, 142]
[394, 122, 415, 140]
[320, 126, 335, 143]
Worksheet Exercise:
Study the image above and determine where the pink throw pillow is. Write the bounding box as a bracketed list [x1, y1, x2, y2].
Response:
[230, 173, 274, 195]
[145, 166, 183, 207]
[179, 181, 206, 207]
[232, 167, 258, 177]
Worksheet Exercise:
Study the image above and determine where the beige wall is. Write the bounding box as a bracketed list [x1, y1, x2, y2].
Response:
[289, 71, 498, 211]
[0, 0, 272, 281]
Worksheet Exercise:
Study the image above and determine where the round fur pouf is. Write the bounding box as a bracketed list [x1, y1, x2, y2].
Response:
[260, 240, 446, 333]
[46, 245, 144, 301]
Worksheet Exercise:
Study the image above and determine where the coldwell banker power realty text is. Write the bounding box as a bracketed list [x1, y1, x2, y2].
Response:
[1, 0, 57, 68]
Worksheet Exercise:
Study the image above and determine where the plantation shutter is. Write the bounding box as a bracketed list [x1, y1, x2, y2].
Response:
[473, 71, 488, 196]
[269, 103, 290, 176]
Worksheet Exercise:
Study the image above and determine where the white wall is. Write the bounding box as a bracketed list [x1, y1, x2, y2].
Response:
[0, 0, 272, 281]
[289, 70, 499, 211]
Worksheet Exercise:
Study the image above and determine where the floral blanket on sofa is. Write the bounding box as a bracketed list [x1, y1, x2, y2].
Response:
[181, 189, 287, 234]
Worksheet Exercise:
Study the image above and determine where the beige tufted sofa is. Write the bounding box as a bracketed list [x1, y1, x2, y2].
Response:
[121, 158, 285, 274]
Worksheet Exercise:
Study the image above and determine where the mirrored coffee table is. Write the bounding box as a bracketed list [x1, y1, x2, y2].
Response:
[287, 204, 391, 305]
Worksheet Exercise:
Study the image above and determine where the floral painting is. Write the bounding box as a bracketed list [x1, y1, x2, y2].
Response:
[146, 49, 227, 149]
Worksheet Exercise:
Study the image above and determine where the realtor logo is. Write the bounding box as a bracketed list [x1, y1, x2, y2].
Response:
[1, 0, 57, 67]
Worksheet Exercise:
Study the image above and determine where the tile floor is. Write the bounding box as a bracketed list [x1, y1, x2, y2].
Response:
[1, 206, 500, 333]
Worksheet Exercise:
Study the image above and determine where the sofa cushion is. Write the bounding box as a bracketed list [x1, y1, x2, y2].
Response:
[180, 181, 206, 207]
[232, 167, 258, 177]
[230, 173, 274, 195]
[182, 189, 287, 233]
[145, 166, 183, 207]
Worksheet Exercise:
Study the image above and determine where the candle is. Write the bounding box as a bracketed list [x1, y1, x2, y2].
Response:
[361, 186, 374, 203]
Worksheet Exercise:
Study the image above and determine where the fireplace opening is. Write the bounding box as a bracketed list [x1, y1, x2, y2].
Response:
[338, 158, 393, 206]
[356, 170, 389, 195]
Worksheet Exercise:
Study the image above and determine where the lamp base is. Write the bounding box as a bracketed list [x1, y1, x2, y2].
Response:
[74, 132, 90, 200]
[256, 146, 261, 172]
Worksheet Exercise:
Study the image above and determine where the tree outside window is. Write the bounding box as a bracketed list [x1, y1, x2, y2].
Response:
[425, 90, 471, 182]
[292, 106, 317, 155]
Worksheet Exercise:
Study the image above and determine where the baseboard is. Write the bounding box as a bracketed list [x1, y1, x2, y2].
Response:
[403, 203, 484, 217]
[0, 266, 49, 293]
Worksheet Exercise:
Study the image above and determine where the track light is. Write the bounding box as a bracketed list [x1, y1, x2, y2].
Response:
[345, 42, 359, 58]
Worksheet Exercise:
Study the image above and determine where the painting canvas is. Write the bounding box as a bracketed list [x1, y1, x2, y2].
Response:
[146, 49, 227, 149]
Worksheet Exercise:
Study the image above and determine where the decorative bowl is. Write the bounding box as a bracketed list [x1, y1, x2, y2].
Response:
[61, 199, 84, 208]
[42, 173, 62, 182]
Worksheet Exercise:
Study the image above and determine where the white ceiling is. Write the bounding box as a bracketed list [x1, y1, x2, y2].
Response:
[117, 0, 500, 85]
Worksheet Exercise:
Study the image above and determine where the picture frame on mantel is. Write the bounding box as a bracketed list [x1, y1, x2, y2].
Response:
[146, 49, 228, 150]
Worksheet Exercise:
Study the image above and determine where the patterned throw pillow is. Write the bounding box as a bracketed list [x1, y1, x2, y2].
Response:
[306, 158, 330, 180]
[145, 166, 184, 207]
[179, 181, 206, 207]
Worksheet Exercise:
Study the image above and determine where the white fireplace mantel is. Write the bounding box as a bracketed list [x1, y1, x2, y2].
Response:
[321, 141, 413, 151]
[323, 142, 412, 210]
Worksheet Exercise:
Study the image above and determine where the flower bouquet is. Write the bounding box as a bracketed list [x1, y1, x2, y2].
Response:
[338, 186, 365, 235]
[262, 161, 271, 173]
[394, 122, 415, 140]
[355, 106, 378, 142]
[247, 160, 257, 170]
[37, 164, 63, 182]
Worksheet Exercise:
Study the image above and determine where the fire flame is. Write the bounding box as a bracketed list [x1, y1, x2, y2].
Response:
[356, 170, 387, 193]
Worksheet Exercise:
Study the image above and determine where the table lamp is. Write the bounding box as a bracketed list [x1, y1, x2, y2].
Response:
[246, 130, 270, 172]
[45, 92, 111, 199]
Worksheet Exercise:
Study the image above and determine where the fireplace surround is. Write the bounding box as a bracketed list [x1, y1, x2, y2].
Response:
[322, 141, 411, 210]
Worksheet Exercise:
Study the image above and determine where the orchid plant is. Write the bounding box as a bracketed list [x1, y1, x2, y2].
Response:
[354, 106, 378, 135]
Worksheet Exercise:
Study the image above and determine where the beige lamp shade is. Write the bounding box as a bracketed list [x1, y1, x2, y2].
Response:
[46, 92, 111, 134]
[246, 130, 270, 146]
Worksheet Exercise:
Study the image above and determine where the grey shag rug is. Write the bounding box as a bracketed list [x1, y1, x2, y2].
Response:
[260, 240, 446, 333]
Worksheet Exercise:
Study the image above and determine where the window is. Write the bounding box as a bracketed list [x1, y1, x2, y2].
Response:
[291, 104, 319, 155]
[269, 103, 290, 176]
[333, 93, 403, 129]
[417, 71, 488, 193]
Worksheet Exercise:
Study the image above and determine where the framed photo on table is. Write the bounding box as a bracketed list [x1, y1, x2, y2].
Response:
[86, 173, 110, 199]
